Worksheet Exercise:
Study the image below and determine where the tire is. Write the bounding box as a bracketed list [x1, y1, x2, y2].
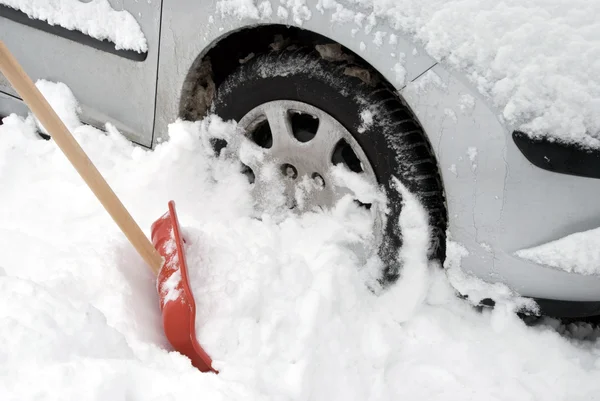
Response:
[209, 47, 447, 285]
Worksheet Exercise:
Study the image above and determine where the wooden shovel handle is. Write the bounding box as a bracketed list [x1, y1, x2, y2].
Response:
[0, 40, 162, 275]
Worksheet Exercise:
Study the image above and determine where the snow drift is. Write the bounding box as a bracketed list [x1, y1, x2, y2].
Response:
[0, 81, 599, 400]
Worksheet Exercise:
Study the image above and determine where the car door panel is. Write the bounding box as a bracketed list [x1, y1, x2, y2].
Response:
[0, 0, 161, 147]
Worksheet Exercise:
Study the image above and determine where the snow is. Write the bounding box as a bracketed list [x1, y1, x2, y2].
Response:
[258, 0, 273, 18]
[161, 268, 181, 304]
[218, 0, 308, 23]
[516, 227, 600, 276]
[408, 69, 446, 93]
[277, 6, 288, 19]
[159, 234, 182, 306]
[0, 0, 148, 53]
[467, 146, 478, 170]
[330, 164, 386, 206]
[392, 53, 406, 86]
[33, 79, 81, 135]
[373, 30, 386, 46]
[280, 0, 311, 25]
[1, 81, 600, 399]
[480, 242, 492, 253]
[459, 94, 476, 114]
[216, 0, 600, 148]
[448, 163, 457, 176]
[467, 147, 477, 161]
[358, 108, 373, 133]
[444, 107, 457, 123]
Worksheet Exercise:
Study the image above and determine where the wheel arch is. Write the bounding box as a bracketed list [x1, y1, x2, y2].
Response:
[178, 23, 431, 126]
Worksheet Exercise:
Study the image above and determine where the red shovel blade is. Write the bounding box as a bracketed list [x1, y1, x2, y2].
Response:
[150, 200, 217, 373]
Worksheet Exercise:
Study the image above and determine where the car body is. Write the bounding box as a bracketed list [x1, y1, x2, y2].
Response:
[2, 0, 600, 317]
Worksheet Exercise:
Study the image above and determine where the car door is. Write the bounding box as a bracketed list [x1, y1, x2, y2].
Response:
[0, 0, 161, 147]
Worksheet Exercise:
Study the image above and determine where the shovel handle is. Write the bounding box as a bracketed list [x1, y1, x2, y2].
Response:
[0, 40, 162, 275]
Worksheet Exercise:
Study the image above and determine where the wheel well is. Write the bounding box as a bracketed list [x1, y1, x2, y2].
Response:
[178, 24, 449, 264]
[179, 24, 392, 121]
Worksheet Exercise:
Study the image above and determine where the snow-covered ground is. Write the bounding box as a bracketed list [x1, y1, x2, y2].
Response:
[1, 82, 600, 400]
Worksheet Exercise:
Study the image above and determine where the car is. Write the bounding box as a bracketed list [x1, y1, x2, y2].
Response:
[2, 0, 599, 318]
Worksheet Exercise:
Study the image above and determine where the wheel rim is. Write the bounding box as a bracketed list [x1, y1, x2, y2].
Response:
[224, 100, 385, 244]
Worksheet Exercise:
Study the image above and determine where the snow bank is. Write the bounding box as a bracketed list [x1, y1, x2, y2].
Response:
[1, 82, 600, 399]
[516, 227, 600, 276]
[0, 0, 148, 53]
[216, 0, 600, 148]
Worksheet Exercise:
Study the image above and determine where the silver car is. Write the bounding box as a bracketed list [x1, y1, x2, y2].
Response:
[2, 0, 599, 317]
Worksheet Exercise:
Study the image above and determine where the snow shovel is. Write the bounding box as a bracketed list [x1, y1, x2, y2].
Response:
[0, 40, 216, 373]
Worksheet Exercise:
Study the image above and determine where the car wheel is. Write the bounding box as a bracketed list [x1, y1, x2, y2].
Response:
[209, 46, 447, 285]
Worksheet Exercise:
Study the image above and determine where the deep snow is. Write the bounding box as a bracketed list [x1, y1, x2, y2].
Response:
[0, 81, 599, 400]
